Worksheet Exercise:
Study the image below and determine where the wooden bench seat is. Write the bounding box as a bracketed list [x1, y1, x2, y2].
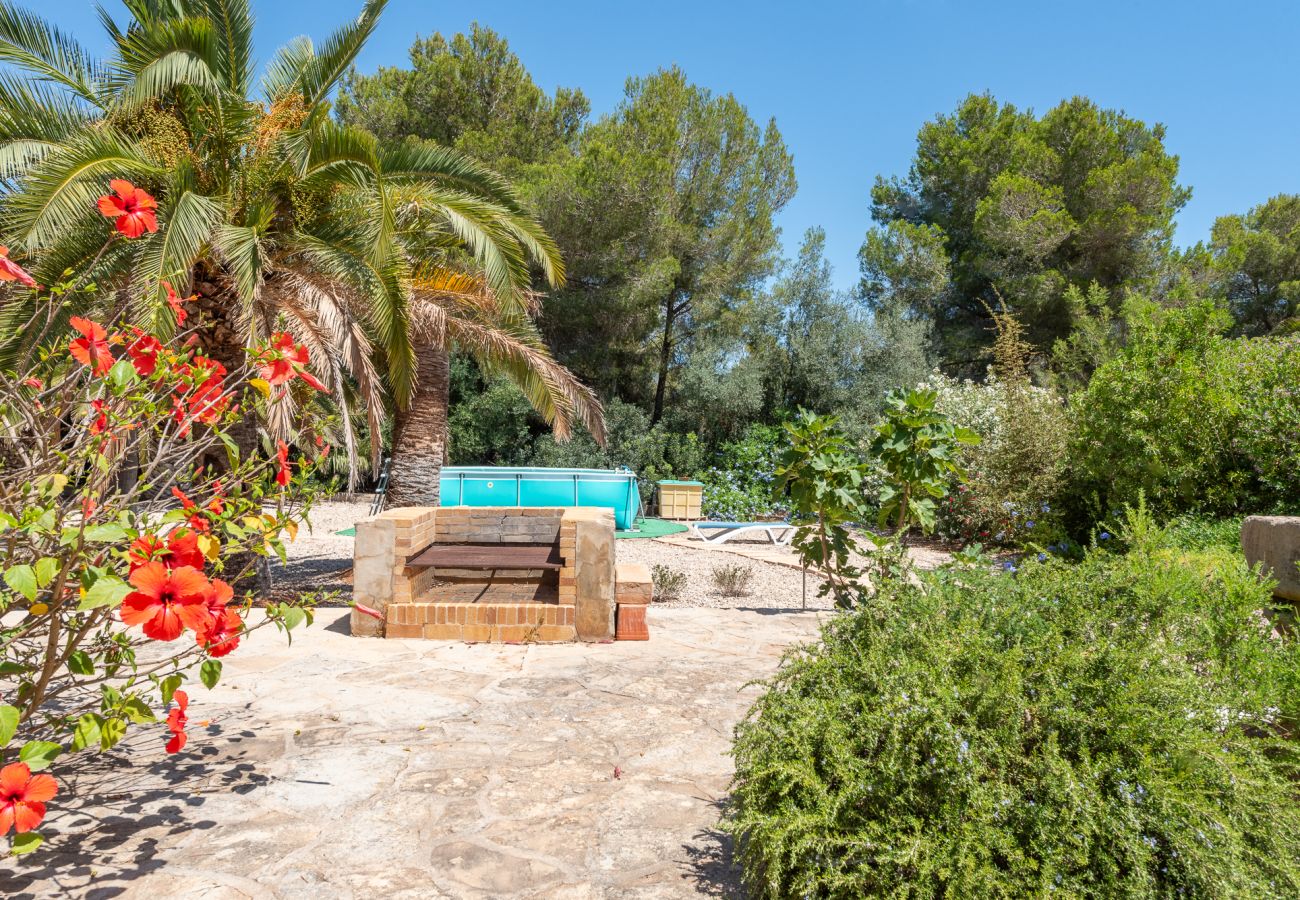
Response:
[406, 542, 563, 570]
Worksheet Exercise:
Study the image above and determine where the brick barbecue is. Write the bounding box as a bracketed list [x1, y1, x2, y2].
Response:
[351, 506, 651, 643]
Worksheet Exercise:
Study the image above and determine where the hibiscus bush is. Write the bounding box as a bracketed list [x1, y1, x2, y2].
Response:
[0, 183, 334, 854]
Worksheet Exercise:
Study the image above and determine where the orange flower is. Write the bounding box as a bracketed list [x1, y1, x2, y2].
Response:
[96, 179, 158, 238]
[275, 440, 291, 488]
[162, 281, 189, 326]
[69, 316, 114, 375]
[165, 690, 188, 754]
[0, 246, 36, 288]
[127, 328, 162, 376]
[0, 762, 57, 835]
[198, 578, 242, 658]
[120, 562, 211, 641]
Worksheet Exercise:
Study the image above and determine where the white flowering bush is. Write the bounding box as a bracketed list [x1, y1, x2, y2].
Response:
[918, 370, 1071, 546]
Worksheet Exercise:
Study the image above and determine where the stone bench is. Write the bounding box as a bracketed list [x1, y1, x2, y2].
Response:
[1242, 516, 1300, 602]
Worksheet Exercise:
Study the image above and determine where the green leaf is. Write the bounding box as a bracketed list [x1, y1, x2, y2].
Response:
[159, 674, 182, 705]
[70, 713, 102, 752]
[4, 564, 37, 601]
[34, 556, 59, 587]
[67, 650, 93, 676]
[78, 573, 131, 610]
[99, 717, 126, 750]
[0, 704, 18, 746]
[108, 358, 137, 389]
[18, 739, 61, 770]
[11, 831, 42, 854]
[200, 658, 222, 690]
[82, 523, 128, 543]
[281, 606, 305, 631]
[121, 696, 156, 724]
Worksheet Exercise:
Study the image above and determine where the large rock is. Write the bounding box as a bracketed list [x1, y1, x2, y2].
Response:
[1241, 516, 1300, 602]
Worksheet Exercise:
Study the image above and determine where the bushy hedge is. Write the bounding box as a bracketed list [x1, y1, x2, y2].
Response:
[727, 522, 1300, 897]
[1070, 301, 1300, 520]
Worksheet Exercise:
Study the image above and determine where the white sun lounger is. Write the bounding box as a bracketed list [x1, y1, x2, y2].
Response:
[688, 521, 796, 545]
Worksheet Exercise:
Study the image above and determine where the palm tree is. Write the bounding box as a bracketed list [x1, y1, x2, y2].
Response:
[0, 0, 602, 493]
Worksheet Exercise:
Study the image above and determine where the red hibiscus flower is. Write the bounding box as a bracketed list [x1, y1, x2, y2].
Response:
[165, 690, 188, 754]
[162, 281, 189, 326]
[0, 246, 36, 288]
[206, 480, 225, 515]
[120, 562, 211, 641]
[127, 329, 162, 376]
[198, 579, 242, 657]
[171, 487, 211, 533]
[69, 316, 114, 375]
[22, 377, 42, 390]
[275, 440, 291, 488]
[0, 762, 57, 835]
[256, 333, 328, 392]
[128, 529, 205, 572]
[88, 399, 109, 435]
[96, 179, 158, 238]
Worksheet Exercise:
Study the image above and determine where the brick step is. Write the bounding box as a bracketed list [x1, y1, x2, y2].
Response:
[385, 600, 576, 643]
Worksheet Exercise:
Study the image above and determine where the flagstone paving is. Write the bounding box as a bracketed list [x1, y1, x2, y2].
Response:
[2, 606, 824, 899]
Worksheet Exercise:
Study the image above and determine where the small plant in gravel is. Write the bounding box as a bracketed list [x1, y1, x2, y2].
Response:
[650, 564, 687, 602]
[711, 563, 754, 598]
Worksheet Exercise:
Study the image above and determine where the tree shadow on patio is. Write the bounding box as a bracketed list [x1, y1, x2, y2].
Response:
[1, 725, 271, 899]
[680, 797, 745, 898]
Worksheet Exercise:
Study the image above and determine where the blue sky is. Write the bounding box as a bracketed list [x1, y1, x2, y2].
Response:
[45, 0, 1300, 289]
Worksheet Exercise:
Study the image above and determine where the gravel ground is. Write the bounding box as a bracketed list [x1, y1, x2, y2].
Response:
[273, 500, 835, 610]
[616, 538, 834, 610]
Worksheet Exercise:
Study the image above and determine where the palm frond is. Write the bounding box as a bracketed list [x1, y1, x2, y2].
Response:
[4, 128, 161, 250]
[107, 15, 221, 106]
[266, 0, 386, 108]
[0, 2, 104, 103]
[134, 186, 225, 334]
[193, 0, 253, 96]
[287, 231, 415, 405]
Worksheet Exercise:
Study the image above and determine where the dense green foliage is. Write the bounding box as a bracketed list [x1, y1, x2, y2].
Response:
[869, 389, 978, 531]
[728, 517, 1300, 898]
[1069, 300, 1300, 520]
[863, 94, 1189, 366]
[1210, 193, 1300, 334]
[334, 26, 1295, 540]
[337, 23, 587, 175]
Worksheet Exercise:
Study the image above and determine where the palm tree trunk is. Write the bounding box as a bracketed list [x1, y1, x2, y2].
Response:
[386, 341, 449, 507]
[190, 267, 271, 593]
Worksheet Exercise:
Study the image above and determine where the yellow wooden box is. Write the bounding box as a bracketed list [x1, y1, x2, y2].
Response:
[657, 480, 703, 520]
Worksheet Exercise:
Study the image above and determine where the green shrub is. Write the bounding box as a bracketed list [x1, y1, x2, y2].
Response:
[650, 564, 686, 602]
[711, 563, 754, 597]
[529, 398, 705, 504]
[727, 519, 1300, 898]
[924, 309, 1072, 546]
[699, 423, 786, 520]
[1069, 300, 1300, 520]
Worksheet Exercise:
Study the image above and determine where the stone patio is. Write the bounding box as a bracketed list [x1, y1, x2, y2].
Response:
[2, 606, 824, 898]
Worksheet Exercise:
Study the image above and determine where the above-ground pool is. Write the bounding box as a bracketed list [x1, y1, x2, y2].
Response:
[439, 467, 641, 530]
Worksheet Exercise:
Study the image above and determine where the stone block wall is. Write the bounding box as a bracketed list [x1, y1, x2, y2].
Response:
[1242, 516, 1300, 602]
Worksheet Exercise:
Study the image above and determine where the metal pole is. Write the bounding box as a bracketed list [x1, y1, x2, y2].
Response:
[802, 562, 807, 611]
